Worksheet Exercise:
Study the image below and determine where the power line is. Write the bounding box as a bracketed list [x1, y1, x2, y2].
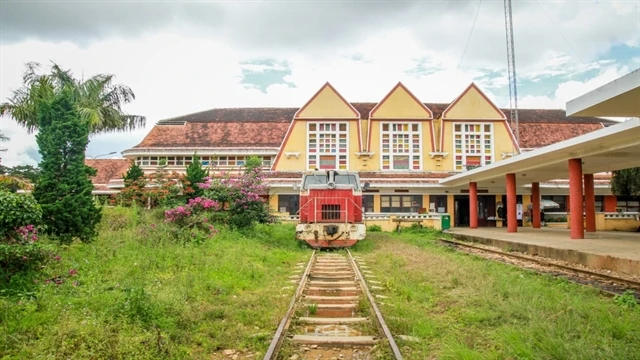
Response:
[534, 0, 581, 61]
[457, 0, 483, 71]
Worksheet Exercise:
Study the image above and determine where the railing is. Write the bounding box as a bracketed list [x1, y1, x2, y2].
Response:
[604, 212, 640, 220]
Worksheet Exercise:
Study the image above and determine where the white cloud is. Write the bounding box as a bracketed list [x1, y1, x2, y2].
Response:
[1, 1, 639, 166]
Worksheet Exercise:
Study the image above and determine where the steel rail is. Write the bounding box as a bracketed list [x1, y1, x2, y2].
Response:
[439, 238, 640, 289]
[263, 250, 316, 360]
[347, 249, 403, 360]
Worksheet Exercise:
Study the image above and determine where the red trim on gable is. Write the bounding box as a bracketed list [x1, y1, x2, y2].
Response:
[441, 82, 507, 120]
[293, 82, 360, 119]
[369, 82, 434, 119]
[502, 120, 522, 153]
[272, 119, 298, 170]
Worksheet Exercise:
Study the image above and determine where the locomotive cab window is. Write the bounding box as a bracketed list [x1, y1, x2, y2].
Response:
[302, 172, 359, 190]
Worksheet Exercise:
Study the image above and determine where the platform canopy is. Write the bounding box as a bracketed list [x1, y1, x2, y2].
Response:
[566, 69, 640, 118]
[439, 118, 640, 189]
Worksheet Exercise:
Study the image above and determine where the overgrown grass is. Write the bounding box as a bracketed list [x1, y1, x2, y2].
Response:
[352, 229, 640, 360]
[0, 207, 310, 359]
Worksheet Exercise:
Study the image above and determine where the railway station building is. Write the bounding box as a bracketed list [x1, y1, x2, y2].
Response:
[91, 76, 640, 232]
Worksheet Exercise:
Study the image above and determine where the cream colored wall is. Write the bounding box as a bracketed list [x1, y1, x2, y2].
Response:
[444, 86, 503, 120]
[494, 122, 518, 158]
[274, 121, 308, 171]
[447, 195, 455, 226]
[296, 86, 358, 118]
[276, 119, 363, 171]
[348, 121, 366, 171]
[371, 85, 431, 119]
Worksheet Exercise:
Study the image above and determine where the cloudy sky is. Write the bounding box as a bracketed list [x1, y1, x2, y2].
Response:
[1, 0, 638, 166]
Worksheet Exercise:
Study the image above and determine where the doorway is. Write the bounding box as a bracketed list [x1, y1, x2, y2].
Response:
[501, 195, 523, 227]
[477, 195, 497, 227]
[454, 195, 470, 227]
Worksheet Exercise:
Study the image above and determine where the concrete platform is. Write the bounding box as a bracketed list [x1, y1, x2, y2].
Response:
[447, 227, 640, 275]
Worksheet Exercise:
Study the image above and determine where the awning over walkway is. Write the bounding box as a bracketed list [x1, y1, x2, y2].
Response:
[566, 69, 640, 118]
[439, 118, 640, 188]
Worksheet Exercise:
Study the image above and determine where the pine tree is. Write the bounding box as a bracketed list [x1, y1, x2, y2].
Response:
[123, 162, 145, 184]
[184, 152, 209, 199]
[33, 87, 101, 244]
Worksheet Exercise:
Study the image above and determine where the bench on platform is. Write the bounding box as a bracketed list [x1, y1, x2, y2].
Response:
[393, 218, 424, 231]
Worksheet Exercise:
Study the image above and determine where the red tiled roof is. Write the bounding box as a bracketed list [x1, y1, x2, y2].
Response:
[135, 104, 615, 149]
[85, 159, 131, 186]
[517, 123, 606, 148]
[135, 122, 290, 148]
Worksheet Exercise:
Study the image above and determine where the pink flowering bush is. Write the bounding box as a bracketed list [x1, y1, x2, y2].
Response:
[163, 166, 276, 234]
[199, 167, 275, 228]
[0, 191, 54, 282]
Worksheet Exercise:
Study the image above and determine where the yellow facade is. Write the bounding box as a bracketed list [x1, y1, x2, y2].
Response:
[274, 119, 363, 171]
[438, 83, 518, 171]
[295, 83, 359, 119]
[442, 84, 505, 120]
[366, 83, 437, 171]
[370, 83, 432, 119]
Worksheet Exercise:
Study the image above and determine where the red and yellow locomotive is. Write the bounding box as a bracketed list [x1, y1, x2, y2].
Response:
[296, 170, 366, 248]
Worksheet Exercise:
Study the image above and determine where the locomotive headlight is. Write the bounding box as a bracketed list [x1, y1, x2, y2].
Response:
[304, 224, 312, 231]
[349, 224, 357, 231]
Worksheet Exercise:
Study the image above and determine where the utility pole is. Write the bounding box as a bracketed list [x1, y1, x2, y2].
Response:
[504, 0, 520, 154]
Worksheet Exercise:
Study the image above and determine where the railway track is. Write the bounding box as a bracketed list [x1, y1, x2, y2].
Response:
[439, 238, 640, 298]
[264, 250, 402, 360]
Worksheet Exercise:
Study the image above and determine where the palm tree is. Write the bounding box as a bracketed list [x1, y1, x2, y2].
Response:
[0, 62, 145, 134]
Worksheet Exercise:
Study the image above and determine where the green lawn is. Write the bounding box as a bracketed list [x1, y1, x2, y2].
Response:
[0, 207, 309, 359]
[351, 229, 640, 360]
[2, 212, 638, 360]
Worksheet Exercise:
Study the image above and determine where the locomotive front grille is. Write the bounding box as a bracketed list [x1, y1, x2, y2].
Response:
[321, 204, 341, 220]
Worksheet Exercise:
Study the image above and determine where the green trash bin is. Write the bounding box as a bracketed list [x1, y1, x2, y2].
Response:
[441, 214, 451, 230]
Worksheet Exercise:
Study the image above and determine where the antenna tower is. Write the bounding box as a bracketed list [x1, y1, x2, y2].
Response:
[504, 0, 520, 153]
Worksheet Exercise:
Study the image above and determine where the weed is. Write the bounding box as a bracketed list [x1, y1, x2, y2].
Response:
[307, 303, 318, 315]
[614, 290, 638, 309]
[367, 224, 382, 232]
[356, 297, 370, 317]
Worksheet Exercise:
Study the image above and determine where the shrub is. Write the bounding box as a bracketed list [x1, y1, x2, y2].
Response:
[198, 168, 275, 229]
[367, 224, 383, 232]
[0, 192, 42, 240]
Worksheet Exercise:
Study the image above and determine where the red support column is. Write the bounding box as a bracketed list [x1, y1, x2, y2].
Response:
[506, 173, 517, 233]
[569, 158, 584, 239]
[584, 174, 596, 232]
[531, 182, 541, 229]
[470, 182, 478, 229]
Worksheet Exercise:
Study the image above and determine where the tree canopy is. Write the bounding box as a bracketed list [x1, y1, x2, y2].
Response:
[0, 62, 145, 134]
[611, 168, 640, 197]
[32, 86, 101, 243]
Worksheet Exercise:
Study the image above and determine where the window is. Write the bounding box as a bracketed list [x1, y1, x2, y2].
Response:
[381, 195, 423, 213]
[307, 122, 348, 170]
[542, 195, 566, 212]
[381, 123, 421, 170]
[278, 195, 299, 214]
[453, 123, 493, 171]
[616, 197, 640, 212]
[363, 195, 374, 213]
[136, 155, 273, 168]
[430, 195, 448, 213]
